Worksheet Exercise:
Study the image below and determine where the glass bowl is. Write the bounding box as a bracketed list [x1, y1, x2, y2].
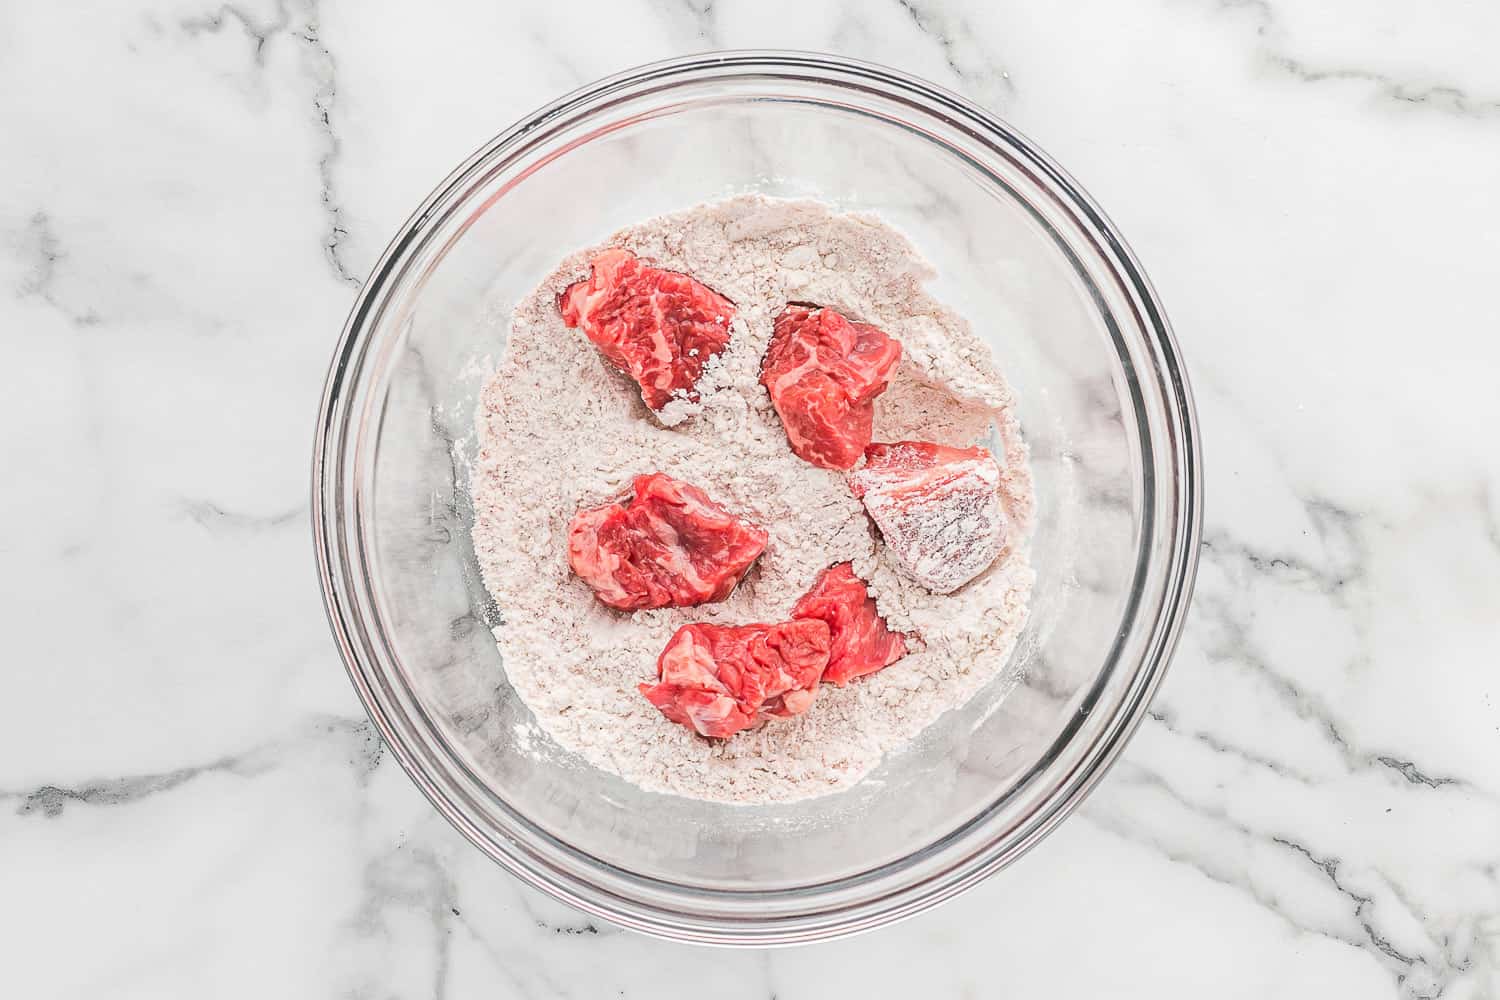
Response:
[312, 51, 1201, 945]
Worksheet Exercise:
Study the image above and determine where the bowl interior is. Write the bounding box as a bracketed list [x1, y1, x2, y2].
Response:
[342, 65, 1174, 908]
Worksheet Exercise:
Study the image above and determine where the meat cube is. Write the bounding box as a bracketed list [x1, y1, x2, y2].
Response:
[760, 304, 902, 470]
[792, 562, 909, 685]
[640, 620, 831, 738]
[848, 442, 1008, 594]
[568, 473, 768, 611]
[559, 249, 735, 412]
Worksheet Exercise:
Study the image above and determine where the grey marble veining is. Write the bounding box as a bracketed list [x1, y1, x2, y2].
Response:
[2, 0, 1497, 998]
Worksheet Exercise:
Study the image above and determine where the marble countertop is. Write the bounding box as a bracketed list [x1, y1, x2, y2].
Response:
[4, 1, 1498, 997]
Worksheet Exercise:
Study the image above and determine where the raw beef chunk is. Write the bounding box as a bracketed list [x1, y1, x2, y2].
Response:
[848, 442, 1007, 594]
[559, 249, 734, 412]
[567, 473, 768, 611]
[640, 620, 831, 738]
[760, 304, 902, 470]
[792, 562, 909, 685]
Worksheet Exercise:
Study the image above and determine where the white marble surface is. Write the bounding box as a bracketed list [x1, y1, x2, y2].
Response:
[3, 1, 1498, 997]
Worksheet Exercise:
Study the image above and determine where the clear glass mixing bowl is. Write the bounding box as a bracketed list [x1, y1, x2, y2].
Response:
[313, 52, 1201, 945]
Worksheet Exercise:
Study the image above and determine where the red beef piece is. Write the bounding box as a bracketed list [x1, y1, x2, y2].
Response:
[559, 249, 734, 412]
[848, 442, 1008, 594]
[568, 473, 768, 611]
[760, 305, 902, 470]
[792, 563, 909, 685]
[640, 620, 831, 738]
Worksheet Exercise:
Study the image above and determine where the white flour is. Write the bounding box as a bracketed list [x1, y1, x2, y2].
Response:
[471, 196, 1034, 804]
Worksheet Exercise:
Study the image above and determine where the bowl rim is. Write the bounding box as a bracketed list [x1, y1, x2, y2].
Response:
[312, 49, 1202, 945]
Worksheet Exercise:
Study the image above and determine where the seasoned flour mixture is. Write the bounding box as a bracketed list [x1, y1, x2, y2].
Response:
[472, 196, 1034, 804]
